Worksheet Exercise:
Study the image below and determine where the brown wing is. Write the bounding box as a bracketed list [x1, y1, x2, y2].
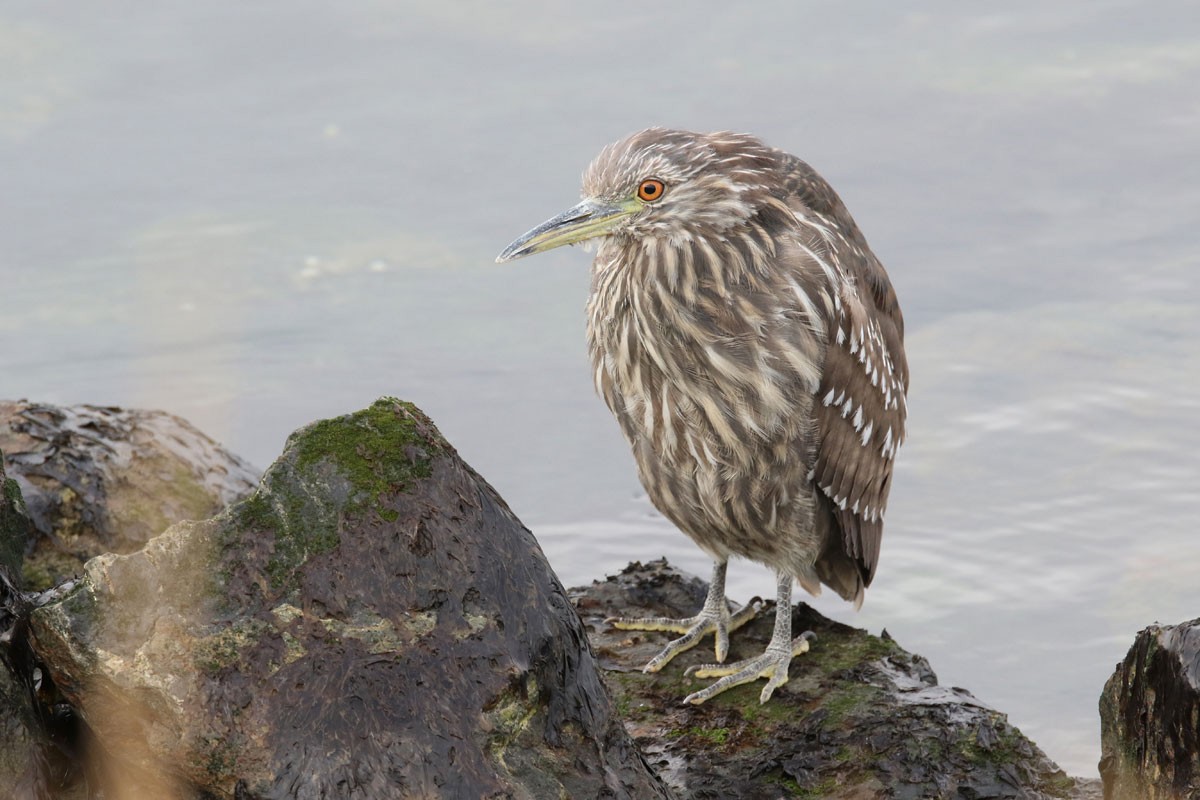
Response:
[813, 277, 907, 587]
[777, 153, 909, 588]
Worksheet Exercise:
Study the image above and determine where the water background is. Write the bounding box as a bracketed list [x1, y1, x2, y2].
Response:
[3, 1, 1198, 776]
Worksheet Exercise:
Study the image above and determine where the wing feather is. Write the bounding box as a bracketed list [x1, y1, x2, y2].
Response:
[776, 153, 909, 589]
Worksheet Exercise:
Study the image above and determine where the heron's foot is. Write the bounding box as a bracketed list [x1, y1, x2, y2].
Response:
[605, 597, 762, 673]
[682, 630, 816, 705]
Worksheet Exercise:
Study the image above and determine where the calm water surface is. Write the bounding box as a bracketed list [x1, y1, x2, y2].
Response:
[3, 1, 1198, 776]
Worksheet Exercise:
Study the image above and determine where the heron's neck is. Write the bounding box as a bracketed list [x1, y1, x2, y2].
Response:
[594, 225, 778, 313]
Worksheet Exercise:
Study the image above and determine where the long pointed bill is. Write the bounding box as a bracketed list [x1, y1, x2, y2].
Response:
[495, 198, 637, 263]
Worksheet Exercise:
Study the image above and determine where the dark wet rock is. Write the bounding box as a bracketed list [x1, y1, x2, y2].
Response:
[573, 560, 1100, 800]
[0, 401, 260, 590]
[2, 457, 87, 800]
[1099, 618, 1200, 799]
[0, 669, 44, 800]
[1, 453, 41, 796]
[1, 451, 33, 579]
[0, 660, 38, 799]
[16, 398, 669, 799]
[0, 569, 87, 800]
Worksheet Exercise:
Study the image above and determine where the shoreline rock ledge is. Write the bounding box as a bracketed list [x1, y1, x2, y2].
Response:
[0, 397, 1105, 798]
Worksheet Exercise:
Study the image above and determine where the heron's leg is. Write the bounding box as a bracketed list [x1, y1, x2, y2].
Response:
[606, 560, 761, 673]
[681, 570, 816, 705]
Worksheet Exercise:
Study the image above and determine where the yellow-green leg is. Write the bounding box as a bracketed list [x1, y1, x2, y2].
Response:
[683, 570, 816, 705]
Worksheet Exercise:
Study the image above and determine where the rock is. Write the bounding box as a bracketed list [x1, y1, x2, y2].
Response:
[20, 398, 669, 799]
[0, 652, 40, 799]
[573, 560, 1099, 800]
[3, 397, 1113, 798]
[0, 570, 87, 800]
[1, 456, 85, 799]
[0, 401, 260, 590]
[1, 454, 41, 797]
[1099, 619, 1200, 799]
[1, 451, 32, 578]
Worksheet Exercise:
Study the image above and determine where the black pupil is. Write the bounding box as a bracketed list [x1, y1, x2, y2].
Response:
[644, 183, 658, 196]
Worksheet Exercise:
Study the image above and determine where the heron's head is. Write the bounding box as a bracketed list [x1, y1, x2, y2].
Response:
[496, 128, 780, 262]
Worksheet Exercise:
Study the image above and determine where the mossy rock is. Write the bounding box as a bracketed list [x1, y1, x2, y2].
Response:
[572, 560, 1090, 799]
[21, 399, 668, 799]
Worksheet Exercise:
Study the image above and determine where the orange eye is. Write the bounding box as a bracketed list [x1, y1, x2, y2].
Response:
[637, 178, 665, 203]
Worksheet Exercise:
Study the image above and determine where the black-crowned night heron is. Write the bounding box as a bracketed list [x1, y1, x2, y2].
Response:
[497, 128, 908, 705]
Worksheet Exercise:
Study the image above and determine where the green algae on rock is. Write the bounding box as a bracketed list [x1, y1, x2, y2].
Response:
[228, 398, 439, 594]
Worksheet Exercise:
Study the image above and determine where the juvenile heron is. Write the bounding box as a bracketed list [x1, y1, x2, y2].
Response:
[497, 129, 908, 705]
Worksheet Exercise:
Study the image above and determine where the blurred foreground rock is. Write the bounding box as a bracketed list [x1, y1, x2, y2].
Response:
[1100, 619, 1200, 799]
[5, 398, 667, 799]
[0, 401, 259, 590]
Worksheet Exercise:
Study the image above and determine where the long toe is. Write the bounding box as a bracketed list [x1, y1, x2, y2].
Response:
[642, 620, 712, 672]
[604, 599, 762, 673]
[606, 615, 704, 634]
[682, 631, 815, 705]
